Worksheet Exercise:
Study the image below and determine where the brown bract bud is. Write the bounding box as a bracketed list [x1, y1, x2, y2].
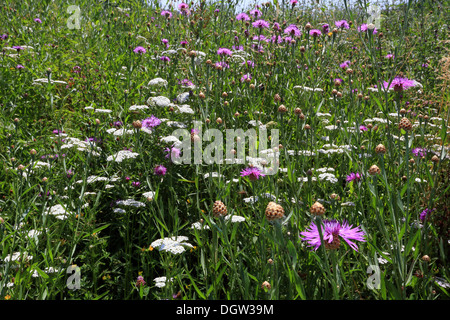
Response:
[375, 144, 386, 154]
[132, 120, 142, 129]
[213, 200, 227, 217]
[310, 201, 325, 216]
[368, 165, 381, 175]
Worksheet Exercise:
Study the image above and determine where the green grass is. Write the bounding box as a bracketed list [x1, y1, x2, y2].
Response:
[0, 0, 449, 300]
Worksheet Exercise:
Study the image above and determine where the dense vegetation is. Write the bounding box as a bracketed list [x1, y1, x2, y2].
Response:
[0, 0, 449, 300]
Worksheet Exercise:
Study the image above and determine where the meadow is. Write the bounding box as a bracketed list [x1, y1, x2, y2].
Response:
[0, 0, 449, 300]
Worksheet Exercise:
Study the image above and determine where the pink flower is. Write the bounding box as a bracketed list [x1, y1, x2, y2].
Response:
[300, 219, 366, 251]
[240, 167, 265, 181]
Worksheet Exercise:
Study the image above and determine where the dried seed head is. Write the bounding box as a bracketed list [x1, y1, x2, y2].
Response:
[310, 201, 326, 216]
[212, 200, 227, 217]
[265, 202, 285, 221]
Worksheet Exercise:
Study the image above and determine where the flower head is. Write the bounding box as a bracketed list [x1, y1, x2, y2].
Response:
[300, 219, 366, 251]
[340, 60, 351, 69]
[133, 46, 146, 54]
[161, 10, 172, 18]
[217, 47, 233, 56]
[252, 19, 270, 29]
[164, 146, 181, 160]
[335, 20, 350, 29]
[309, 29, 322, 37]
[419, 208, 435, 222]
[250, 9, 262, 18]
[346, 172, 362, 182]
[412, 147, 427, 158]
[142, 115, 161, 129]
[240, 166, 265, 181]
[34, 18, 42, 23]
[154, 165, 167, 176]
[383, 76, 420, 92]
[284, 24, 301, 37]
[236, 13, 250, 21]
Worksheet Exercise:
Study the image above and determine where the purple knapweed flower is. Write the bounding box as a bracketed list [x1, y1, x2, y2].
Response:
[161, 10, 172, 18]
[250, 9, 262, 18]
[284, 24, 301, 37]
[335, 20, 350, 29]
[133, 46, 146, 54]
[309, 29, 322, 37]
[164, 146, 181, 160]
[236, 13, 250, 21]
[142, 115, 161, 129]
[346, 172, 362, 182]
[252, 19, 270, 29]
[383, 76, 419, 92]
[300, 219, 366, 251]
[240, 73, 252, 82]
[419, 208, 435, 222]
[340, 60, 351, 69]
[240, 167, 265, 181]
[154, 165, 167, 176]
[412, 147, 427, 158]
[217, 47, 233, 56]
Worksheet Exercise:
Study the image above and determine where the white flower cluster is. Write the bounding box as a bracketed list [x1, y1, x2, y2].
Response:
[33, 78, 67, 85]
[150, 236, 193, 254]
[154, 276, 173, 288]
[106, 128, 134, 136]
[148, 77, 168, 88]
[147, 96, 171, 107]
[106, 150, 139, 162]
[116, 199, 146, 207]
[318, 172, 338, 184]
[129, 105, 149, 111]
[31, 267, 61, 278]
[44, 204, 72, 220]
[60, 137, 101, 156]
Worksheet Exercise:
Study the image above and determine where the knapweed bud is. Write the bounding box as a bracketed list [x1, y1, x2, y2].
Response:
[399, 117, 413, 131]
[375, 144, 386, 154]
[212, 200, 227, 217]
[261, 281, 271, 290]
[132, 120, 142, 129]
[368, 165, 381, 175]
[310, 201, 325, 216]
